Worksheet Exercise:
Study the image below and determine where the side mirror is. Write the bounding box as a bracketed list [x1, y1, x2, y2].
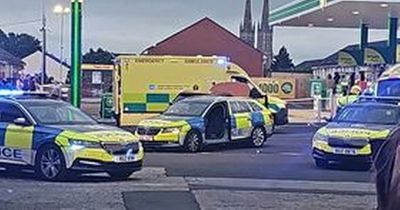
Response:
[13, 118, 30, 127]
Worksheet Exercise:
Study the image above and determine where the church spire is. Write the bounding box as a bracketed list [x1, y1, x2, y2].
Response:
[239, 0, 255, 47]
[260, 0, 270, 29]
[257, 0, 273, 76]
[243, 0, 252, 26]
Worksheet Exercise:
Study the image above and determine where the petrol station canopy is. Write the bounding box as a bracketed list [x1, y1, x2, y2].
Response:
[270, 0, 400, 29]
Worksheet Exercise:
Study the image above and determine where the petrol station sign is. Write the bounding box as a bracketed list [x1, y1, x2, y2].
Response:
[252, 77, 296, 99]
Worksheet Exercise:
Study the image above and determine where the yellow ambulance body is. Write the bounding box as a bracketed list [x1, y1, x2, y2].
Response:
[114, 56, 287, 127]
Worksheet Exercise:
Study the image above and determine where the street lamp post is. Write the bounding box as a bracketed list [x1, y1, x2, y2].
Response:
[41, 0, 47, 86]
[71, 0, 83, 108]
[54, 5, 70, 83]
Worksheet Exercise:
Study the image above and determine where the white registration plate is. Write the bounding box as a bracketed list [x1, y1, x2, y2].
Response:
[333, 148, 357, 156]
[114, 154, 136, 163]
[140, 135, 153, 141]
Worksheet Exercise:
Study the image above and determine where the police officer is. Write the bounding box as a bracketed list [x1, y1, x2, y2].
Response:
[336, 85, 361, 114]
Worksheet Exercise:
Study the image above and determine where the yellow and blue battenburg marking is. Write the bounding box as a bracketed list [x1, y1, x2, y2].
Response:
[123, 93, 173, 113]
[138, 109, 272, 144]
[0, 123, 64, 164]
[31, 126, 63, 150]
[0, 122, 144, 167]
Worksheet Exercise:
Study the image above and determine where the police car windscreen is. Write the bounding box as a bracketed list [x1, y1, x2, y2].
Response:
[378, 79, 400, 97]
[335, 105, 399, 125]
[164, 101, 211, 117]
[22, 101, 97, 125]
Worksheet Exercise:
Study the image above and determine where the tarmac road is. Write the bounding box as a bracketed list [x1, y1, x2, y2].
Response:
[144, 124, 372, 183]
[0, 124, 376, 209]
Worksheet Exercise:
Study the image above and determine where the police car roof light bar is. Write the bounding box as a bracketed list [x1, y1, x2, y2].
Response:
[0, 90, 24, 96]
[0, 90, 50, 99]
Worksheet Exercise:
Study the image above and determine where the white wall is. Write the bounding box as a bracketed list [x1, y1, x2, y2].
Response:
[23, 51, 69, 83]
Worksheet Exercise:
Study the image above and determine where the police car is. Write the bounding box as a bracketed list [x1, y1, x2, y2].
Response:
[0, 91, 144, 180]
[312, 101, 400, 169]
[136, 96, 273, 152]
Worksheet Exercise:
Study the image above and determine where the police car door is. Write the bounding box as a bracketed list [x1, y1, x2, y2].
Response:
[229, 100, 252, 140]
[0, 102, 34, 165]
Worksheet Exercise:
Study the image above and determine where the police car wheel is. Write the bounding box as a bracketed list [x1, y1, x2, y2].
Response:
[108, 170, 134, 180]
[36, 145, 66, 181]
[251, 127, 266, 148]
[184, 131, 202, 153]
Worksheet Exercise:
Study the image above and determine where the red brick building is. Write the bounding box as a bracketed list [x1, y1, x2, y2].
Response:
[143, 17, 265, 77]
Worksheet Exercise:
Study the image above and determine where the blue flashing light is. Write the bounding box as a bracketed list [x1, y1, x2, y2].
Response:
[0, 90, 24, 96]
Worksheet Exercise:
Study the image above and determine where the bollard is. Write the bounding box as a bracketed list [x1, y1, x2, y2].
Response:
[331, 94, 337, 118]
[313, 95, 322, 123]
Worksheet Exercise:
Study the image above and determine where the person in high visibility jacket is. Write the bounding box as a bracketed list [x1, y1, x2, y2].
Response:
[336, 85, 362, 113]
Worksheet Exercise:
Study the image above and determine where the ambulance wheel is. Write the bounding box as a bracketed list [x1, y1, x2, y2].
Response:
[250, 126, 267, 148]
[183, 131, 202, 153]
[35, 144, 67, 181]
[108, 170, 134, 180]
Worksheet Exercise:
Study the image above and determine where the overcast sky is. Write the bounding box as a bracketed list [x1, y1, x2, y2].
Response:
[0, 0, 389, 64]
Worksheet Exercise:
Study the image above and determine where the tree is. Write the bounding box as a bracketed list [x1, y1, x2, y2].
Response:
[271, 46, 295, 72]
[83, 48, 115, 64]
[0, 29, 41, 58]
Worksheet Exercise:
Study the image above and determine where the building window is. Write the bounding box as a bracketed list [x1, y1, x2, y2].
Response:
[92, 71, 102, 84]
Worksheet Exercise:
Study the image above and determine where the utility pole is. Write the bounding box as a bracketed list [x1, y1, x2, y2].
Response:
[41, 0, 47, 85]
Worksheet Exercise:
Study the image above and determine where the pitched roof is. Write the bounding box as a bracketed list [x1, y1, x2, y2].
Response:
[24, 48, 70, 69]
[296, 39, 400, 69]
[142, 17, 265, 56]
[0, 47, 25, 66]
[295, 59, 323, 72]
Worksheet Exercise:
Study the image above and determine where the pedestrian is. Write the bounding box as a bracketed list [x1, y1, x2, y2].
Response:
[30, 76, 38, 92]
[22, 75, 31, 91]
[325, 74, 335, 112]
[326, 74, 335, 92]
[333, 72, 340, 94]
[340, 75, 349, 96]
[349, 72, 356, 90]
[358, 71, 368, 92]
[375, 128, 400, 210]
[5, 79, 14, 90]
[16, 76, 24, 90]
[0, 75, 6, 90]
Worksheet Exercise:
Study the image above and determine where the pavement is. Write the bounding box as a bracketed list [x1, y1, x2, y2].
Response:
[288, 109, 332, 124]
[81, 99, 332, 124]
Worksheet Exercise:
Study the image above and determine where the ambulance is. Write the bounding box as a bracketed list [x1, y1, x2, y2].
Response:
[114, 56, 288, 129]
[364, 64, 400, 98]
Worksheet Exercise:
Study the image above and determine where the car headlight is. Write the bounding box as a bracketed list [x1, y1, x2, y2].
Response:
[69, 139, 101, 149]
[162, 127, 181, 134]
[313, 132, 329, 142]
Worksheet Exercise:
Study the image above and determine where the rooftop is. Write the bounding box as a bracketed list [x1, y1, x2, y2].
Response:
[271, 0, 400, 29]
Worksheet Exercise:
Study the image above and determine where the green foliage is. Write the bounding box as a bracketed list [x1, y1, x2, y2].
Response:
[83, 48, 115, 64]
[0, 29, 41, 58]
[271, 46, 295, 72]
